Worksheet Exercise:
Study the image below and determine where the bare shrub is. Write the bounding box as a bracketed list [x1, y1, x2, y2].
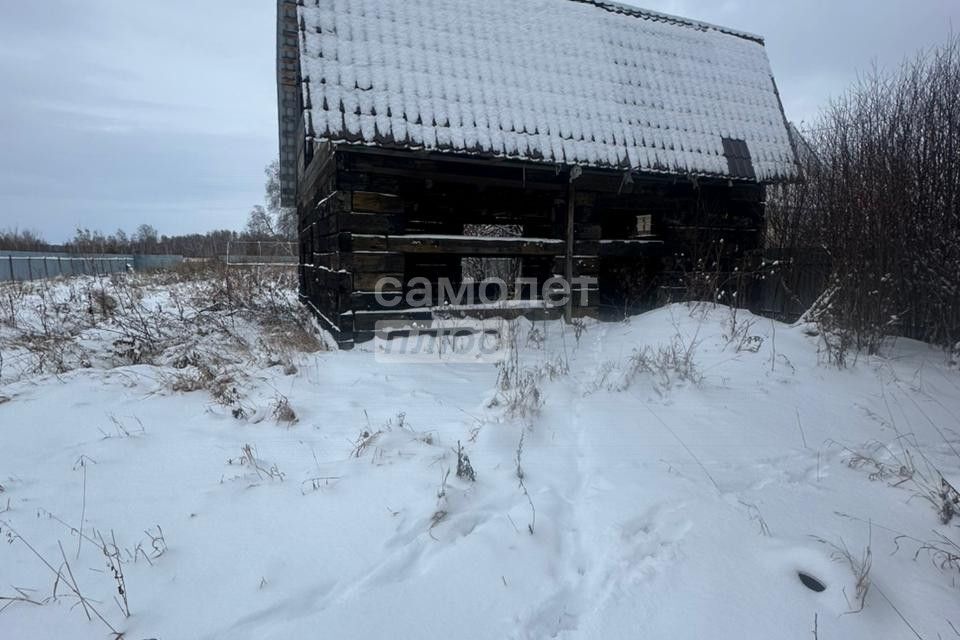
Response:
[89, 288, 118, 318]
[165, 356, 243, 410]
[1, 264, 320, 386]
[790, 37, 960, 352]
[723, 307, 762, 353]
[494, 362, 543, 418]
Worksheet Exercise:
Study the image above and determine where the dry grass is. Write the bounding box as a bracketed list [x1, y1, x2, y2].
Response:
[455, 441, 476, 482]
[815, 533, 873, 613]
[593, 335, 703, 395]
[0, 521, 124, 637]
[232, 444, 285, 482]
[0, 266, 328, 417]
[272, 394, 298, 424]
[352, 428, 383, 459]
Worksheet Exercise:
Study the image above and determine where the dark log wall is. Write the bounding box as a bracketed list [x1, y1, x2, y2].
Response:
[594, 181, 765, 312]
[298, 143, 765, 347]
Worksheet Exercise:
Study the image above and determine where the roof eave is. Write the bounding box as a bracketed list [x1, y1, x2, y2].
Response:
[330, 141, 784, 185]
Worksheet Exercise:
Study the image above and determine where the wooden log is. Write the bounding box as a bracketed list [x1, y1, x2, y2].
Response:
[350, 280, 564, 311]
[350, 290, 413, 311]
[313, 191, 349, 219]
[353, 271, 404, 292]
[352, 191, 404, 214]
[312, 232, 352, 253]
[351, 308, 435, 332]
[306, 210, 399, 236]
[338, 150, 567, 193]
[306, 300, 345, 341]
[310, 265, 352, 293]
[313, 252, 341, 271]
[362, 234, 565, 256]
[433, 305, 565, 322]
[314, 251, 403, 273]
[341, 213, 405, 234]
[353, 327, 502, 345]
[347, 251, 405, 273]
[312, 215, 338, 237]
[335, 170, 404, 194]
[350, 234, 388, 252]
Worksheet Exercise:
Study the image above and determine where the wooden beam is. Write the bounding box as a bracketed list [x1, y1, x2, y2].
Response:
[335, 144, 771, 189]
[353, 234, 566, 256]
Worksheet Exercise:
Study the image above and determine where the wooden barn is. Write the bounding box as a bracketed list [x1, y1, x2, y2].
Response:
[276, 0, 799, 348]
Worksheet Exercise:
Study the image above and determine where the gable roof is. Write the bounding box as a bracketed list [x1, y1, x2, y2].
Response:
[281, 0, 798, 203]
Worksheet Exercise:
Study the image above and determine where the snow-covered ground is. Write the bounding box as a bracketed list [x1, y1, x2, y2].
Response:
[1, 273, 958, 639]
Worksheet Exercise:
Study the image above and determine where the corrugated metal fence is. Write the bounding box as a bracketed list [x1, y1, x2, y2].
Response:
[0, 251, 184, 282]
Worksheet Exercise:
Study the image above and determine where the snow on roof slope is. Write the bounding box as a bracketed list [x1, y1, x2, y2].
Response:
[296, 0, 798, 182]
[566, 0, 765, 43]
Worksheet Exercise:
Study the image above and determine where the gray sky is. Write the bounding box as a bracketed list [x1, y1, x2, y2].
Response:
[0, 0, 956, 242]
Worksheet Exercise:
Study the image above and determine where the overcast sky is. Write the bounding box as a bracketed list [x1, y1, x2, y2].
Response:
[0, 0, 956, 242]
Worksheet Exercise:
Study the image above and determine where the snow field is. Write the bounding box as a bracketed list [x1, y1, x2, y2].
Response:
[0, 273, 958, 639]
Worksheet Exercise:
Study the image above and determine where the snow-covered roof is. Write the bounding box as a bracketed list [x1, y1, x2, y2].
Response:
[293, 0, 798, 184]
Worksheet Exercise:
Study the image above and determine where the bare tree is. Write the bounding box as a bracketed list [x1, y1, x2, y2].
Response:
[0, 228, 46, 251]
[255, 160, 296, 241]
[245, 205, 276, 238]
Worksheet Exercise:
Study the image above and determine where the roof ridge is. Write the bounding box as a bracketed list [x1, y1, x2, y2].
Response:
[566, 0, 765, 44]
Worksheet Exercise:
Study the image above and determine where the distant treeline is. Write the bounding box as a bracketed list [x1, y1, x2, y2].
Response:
[1, 161, 296, 258]
[0, 226, 292, 258]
